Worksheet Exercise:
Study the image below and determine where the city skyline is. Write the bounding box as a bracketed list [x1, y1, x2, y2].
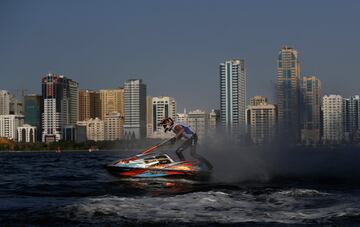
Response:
[2, 43, 360, 144]
[1, 1, 360, 111]
[3, 2, 360, 225]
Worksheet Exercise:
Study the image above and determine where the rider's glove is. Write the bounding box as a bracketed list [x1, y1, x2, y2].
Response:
[170, 137, 177, 144]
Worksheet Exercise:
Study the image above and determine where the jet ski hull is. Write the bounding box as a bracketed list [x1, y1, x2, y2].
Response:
[105, 154, 211, 179]
[105, 162, 211, 179]
[105, 165, 203, 178]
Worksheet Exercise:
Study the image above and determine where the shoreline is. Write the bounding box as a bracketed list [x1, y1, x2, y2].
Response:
[1, 143, 360, 153]
[0, 149, 145, 153]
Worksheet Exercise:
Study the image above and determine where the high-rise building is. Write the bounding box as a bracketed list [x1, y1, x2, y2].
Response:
[152, 96, 176, 132]
[100, 88, 124, 120]
[68, 80, 79, 124]
[146, 96, 153, 138]
[342, 95, 360, 141]
[277, 46, 301, 142]
[220, 59, 246, 139]
[343, 98, 351, 141]
[124, 79, 147, 139]
[86, 118, 105, 141]
[24, 94, 42, 141]
[187, 109, 208, 140]
[322, 95, 343, 144]
[0, 90, 10, 115]
[9, 95, 23, 115]
[0, 115, 24, 141]
[41, 73, 78, 142]
[17, 124, 37, 143]
[79, 90, 101, 121]
[104, 111, 124, 141]
[246, 97, 276, 144]
[301, 76, 321, 145]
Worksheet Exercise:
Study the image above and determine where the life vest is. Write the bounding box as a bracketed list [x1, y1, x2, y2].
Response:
[171, 122, 194, 139]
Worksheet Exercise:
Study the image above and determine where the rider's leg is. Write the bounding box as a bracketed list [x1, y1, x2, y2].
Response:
[190, 134, 213, 170]
[175, 140, 190, 161]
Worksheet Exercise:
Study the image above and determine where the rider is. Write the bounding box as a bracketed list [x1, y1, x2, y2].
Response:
[158, 117, 213, 170]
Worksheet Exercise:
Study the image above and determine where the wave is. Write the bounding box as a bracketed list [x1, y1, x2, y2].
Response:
[54, 189, 350, 225]
[1, 188, 360, 225]
[273, 188, 330, 197]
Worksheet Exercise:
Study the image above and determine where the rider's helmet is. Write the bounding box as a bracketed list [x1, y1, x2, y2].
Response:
[158, 117, 174, 132]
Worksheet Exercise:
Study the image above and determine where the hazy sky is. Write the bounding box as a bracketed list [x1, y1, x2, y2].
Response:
[1, 0, 359, 111]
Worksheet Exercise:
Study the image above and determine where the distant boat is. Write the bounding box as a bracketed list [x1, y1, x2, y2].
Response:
[88, 146, 99, 152]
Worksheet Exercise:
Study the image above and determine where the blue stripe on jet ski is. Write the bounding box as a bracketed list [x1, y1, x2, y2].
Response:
[136, 172, 168, 177]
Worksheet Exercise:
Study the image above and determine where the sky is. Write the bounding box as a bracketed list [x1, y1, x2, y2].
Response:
[0, 0, 360, 111]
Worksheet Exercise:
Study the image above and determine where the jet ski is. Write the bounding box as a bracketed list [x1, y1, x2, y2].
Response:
[105, 153, 211, 179]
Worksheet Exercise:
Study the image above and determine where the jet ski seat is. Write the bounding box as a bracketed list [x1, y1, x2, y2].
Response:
[155, 155, 172, 164]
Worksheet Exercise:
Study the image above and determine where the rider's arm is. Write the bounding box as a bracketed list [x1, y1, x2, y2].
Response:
[174, 125, 184, 141]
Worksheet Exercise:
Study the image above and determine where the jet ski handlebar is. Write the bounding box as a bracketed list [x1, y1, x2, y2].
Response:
[115, 137, 174, 164]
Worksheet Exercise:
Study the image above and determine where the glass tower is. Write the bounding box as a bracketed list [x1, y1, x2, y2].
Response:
[220, 59, 246, 140]
[277, 46, 300, 142]
[24, 94, 42, 141]
[301, 75, 321, 144]
[124, 79, 147, 139]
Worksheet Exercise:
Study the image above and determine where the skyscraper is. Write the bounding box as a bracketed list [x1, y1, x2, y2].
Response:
[79, 90, 101, 121]
[301, 76, 321, 145]
[100, 88, 124, 120]
[0, 90, 10, 115]
[124, 79, 147, 139]
[220, 59, 246, 139]
[24, 94, 42, 141]
[152, 96, 176, 132]
[68, 80, 79, 124]
[41, 73, 78, 142]
[322, 95, 343, 144]
[342, 95, 360, 141]
[277, 46, 301, 142]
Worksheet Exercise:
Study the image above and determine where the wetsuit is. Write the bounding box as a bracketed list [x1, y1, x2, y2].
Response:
[171, 122, 213, 170]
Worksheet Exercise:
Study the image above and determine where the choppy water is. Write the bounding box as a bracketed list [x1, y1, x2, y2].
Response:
[1, 150, 360, 226]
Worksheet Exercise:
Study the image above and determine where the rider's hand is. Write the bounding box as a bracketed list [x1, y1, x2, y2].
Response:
[170, 137, 177, 144]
